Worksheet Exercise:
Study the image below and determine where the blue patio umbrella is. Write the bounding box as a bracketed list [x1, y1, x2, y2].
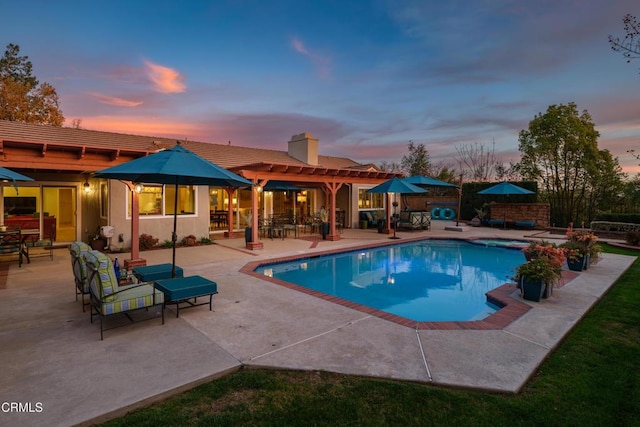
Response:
[96, 144, 253, 277]
[478, 182, 535, 228]
[262, 180, 301, 191]
[402, 175, 458, 188]
[0, 166, 34, 186]
[477, 182, 534, 196]
[0, 167, 34, 227]
[368, 177, 428, 195]
[368, 177, 427, 239]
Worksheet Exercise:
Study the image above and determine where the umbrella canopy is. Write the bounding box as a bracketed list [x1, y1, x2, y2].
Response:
[477, 182, 534, 195]
[0, 167, 34, 184]
[262, 180, 301, 191]
[94, 145, 252, 187]
[96, 144, 253, 277]
[368, 178, 427, 239]
[368, 177, 428, 195]
[0, 167, 34, 227]
[477, 182, 535, 229]
[402, 175, 458, 188]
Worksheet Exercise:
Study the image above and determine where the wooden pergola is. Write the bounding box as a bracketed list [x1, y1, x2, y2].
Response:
[229, 162, 402, 249]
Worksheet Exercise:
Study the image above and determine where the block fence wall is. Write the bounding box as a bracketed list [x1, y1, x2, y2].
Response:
[489, 203, 550, 228]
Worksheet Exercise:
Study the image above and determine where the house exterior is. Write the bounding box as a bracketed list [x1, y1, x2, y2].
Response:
[0, 120, 401, 251]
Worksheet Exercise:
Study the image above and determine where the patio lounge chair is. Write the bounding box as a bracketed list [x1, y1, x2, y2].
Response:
[69, 241, 91, 311]
[85, 249, 164, 340]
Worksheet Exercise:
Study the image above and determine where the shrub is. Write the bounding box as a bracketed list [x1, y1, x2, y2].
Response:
[162, 240, 173, 248]
[139, 233, 159, 250]
[626, 231, 640, 246]
[181, 235, 198, 246]
[199, 237, 213, 244]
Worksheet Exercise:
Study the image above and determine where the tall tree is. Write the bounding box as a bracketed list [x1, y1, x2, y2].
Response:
[608, 14, 640, 73]
[585, 149, 626, 221]
[378, 160, 402, 172]
[454, 141, 499, 181]
[0, 43, 64, 125]
[401, 141, 431, 176]
[516, 102, 621, 226]
[494, 160, 520, 181]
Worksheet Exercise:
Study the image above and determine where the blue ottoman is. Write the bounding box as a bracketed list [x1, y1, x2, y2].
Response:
[155, 275, 218, 317]
[133, 263, 183, 282]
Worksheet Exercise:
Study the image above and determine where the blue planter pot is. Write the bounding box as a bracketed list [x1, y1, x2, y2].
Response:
[543, 282, 553, 299]
[520, 277, 546, 302]
[567, 256, 586, 271]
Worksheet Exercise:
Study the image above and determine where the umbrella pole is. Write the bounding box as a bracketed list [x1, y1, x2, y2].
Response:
[172, 182, 178, 278]
[503, 196, 508, 229]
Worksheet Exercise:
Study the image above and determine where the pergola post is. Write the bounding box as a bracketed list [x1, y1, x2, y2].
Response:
[123, 181, 147, 270]
[246, 179, 264, 250]
[324, 182, 343, 241]
[224, 187, 237, 238]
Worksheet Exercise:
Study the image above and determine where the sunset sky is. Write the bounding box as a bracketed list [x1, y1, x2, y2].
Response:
[4, 0, 639, 174]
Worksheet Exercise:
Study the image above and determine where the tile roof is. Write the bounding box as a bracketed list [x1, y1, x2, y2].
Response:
[0, 120, 365, 170]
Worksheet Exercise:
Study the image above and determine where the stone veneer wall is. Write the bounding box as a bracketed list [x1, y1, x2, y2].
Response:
[489, 203, 550, 228]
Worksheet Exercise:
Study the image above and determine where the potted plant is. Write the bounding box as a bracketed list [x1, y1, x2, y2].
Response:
[243, 211, 253, 243]
[563, 230, 601, 269]
[375, 210, 386, 233]
[560, 240, 588, 271]
[88, 227, 106, 251]
[513, 257, 563, 302]
[522, 241, 565, 264]
[319, 206, 329, 239]
[473, 204, 489, 226]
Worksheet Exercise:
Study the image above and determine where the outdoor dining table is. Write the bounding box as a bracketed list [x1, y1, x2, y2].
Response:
[0, 228, 39, 267]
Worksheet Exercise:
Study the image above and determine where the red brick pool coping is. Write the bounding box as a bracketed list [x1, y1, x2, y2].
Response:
[239, 237, 580, 331]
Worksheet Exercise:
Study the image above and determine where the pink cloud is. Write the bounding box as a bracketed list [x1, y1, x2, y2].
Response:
[290, 36, 331, 79]
[87, 92, 143, 107]
[292, 37, 309, 55]
[143, 60, 186, 94]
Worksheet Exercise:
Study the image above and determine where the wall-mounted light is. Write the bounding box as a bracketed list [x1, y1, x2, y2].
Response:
[83, 178, 91, 194]
[133, 183, 144, 194]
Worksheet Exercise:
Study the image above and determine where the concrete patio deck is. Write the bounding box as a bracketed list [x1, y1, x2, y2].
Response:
[0, 221, 636, 426]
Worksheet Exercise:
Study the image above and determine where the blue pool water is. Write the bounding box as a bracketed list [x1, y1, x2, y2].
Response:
[255, 239, 526, 322]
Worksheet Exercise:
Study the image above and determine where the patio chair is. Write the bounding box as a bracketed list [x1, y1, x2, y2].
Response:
[69, 241, 91, 311]
[421, 212, 431, 230]
[23, 221, 56, 260]
[85, 249, 164, 340]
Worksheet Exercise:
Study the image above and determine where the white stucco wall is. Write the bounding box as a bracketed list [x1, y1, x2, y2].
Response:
[106, 180, 210, 251]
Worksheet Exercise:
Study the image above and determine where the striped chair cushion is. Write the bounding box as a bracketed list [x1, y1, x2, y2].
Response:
[85, 249, 119, 297]
[85, 249, 164, 315]
[98, 284, 164, 315]
[69, 241, 91, 291]
[0, 245, 20, 254]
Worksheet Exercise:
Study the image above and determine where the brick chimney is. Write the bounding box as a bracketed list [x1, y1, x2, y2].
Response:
[287, 132, 318, 165]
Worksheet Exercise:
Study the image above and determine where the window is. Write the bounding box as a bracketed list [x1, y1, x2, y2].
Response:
[358, 188, 383, 209]
[100, 183, 108, 218]
[165, 185, 195, 215]
[138, 185, 163, 216]
[127, 184, 196, 217]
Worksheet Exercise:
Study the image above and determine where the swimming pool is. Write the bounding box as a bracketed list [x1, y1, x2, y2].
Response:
[254, 239, 526, 322]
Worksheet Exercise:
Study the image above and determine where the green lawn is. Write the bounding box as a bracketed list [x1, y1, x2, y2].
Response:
[103, 244, 640, 426]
